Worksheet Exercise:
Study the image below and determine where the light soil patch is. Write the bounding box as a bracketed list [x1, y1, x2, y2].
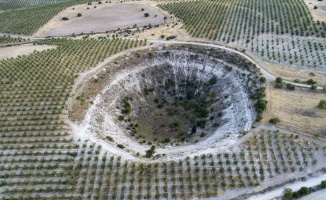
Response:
[304, 0, 326, 21]
[0, 44, 56, 60]
[264, 83, 326, 137]
[34, 2, 168, 37]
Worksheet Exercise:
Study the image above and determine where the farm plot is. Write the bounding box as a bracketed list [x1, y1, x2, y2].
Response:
[65, 128, 325, 200]
[242, 129, 326, 183]
[71, 141, 264, 199]
[36, 3, 168, 37]
[0, 0, 70, 10]
[0, 0, 96, 35]
[159, 0, 326, 72]
[0, 38, 145, 199]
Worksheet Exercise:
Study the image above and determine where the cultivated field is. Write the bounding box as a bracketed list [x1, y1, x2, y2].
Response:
[0, 0, 325, 199]
[0, 0, 70, 10]
[0, 0, 96, 35]
[160, 0, 326, 72]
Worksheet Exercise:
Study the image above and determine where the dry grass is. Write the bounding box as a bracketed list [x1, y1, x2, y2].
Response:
[303, 0, 326, 22]
[0, 44, 56, 60]
[264, 83, 326, 137]
[35, 2, 168, 37]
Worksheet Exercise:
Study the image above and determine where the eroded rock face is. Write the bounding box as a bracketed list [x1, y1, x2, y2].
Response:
[77, 46, 263, 159]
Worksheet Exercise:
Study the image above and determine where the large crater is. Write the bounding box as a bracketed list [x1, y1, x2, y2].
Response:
[70, 44, 265, 160]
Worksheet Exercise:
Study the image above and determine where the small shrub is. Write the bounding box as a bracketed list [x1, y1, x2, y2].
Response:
[145, 145, 155, 158]
[317, 100, 326, 109]
[161, 35, 165, 39]
[314, 5, 318, 9]
[269, 117, 280, 124]
[321, 180, 326, 188]
[259, 77, 266, 83]
[62, 17, 69, 21]
[306, 79, 316, 85]
[117, 144, 124, 149]
[275, 77, 283, 88]
[276, 77, 283, 84]
[77, 13, 82, 17]
[284, 188, 293, 199]
[286, 83, 295, 90]
[311, 84, 317, 90]
[144, 13, 149, 17]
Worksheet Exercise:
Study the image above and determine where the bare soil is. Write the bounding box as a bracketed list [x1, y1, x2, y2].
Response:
[34, 2, 168, 37]
[303, 0, 326, 21]
[0, 43, 56, 60]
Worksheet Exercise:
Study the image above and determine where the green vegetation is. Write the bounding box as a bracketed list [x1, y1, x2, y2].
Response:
[317, 100, 326, 109]
[62, 16, 69, 21]
[286, 83, 295, 90]
[77, 13, 82, 17]
[269, 117, 281, 124]
[144, 13, 149, 17]
[307, 79, 317, 85]
[290, 187, 310, 199]
[145, 145, 155, 158]
[0, 35, 26, 45]
[122, 97, 132, 114]
[311, 84, 317, 90]
[284, 188, 293, 199]
[275, 77, 283, 88]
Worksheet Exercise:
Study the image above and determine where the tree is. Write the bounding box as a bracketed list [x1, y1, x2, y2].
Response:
[259, 77, 266, 83]
[317, 100, 326, 109]
[77, 13, 82, 17]
[144, 13, 149, 17]
[209, 75, 217, 85]
[145, 145, 155, 158]
[284, 188, 293, 199]
[321, 180, 326, 188]
[275, 77, 283, 88]
[311, 84, 317, 90]
[276, 77, 283, 83]
[306, 79, 316, 85]
[286, 83, 295, 90]
[298, 186, 309, 196]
